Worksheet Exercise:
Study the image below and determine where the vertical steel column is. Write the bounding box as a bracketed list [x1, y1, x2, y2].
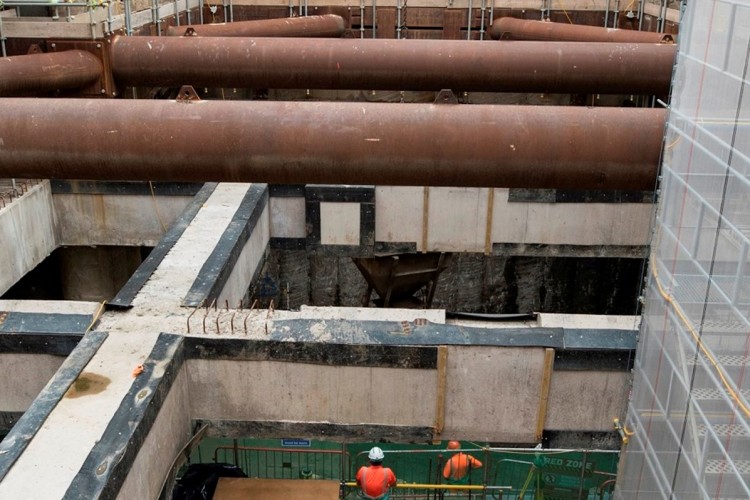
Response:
[124, 0, 133, 36]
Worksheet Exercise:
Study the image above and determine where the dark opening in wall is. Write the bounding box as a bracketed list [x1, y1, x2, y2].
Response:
[249, 250, 646, 315]
[2, 246, 153, 302]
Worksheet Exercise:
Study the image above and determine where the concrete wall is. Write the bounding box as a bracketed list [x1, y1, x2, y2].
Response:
[117, 367, 192, 500]
[546, 371, 631, 432]
[186, 346, 629, 443]
[189, 359, 437, 427]
[0, 182, 58, 296]
[270, 197, 305, 239]
[0, 353, 65, 412]
[374, 187, 652, 253]
[218, 204, 271, 307]
[443, 346, 547, 442]
[53, 194, 192, 247]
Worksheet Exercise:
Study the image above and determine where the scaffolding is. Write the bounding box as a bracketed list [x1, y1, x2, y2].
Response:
[618, 0, 750, 498]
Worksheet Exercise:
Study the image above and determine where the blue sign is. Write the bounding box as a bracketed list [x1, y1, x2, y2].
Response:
[281, 438, 311, 447]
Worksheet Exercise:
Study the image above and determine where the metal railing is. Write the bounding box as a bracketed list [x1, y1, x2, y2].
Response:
[213, 444, 348, 481]
[211, 444, 618, 500]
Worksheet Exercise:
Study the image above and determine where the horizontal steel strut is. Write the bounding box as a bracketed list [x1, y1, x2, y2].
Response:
[110, 37, 675, 95]
[0, 99, 666, 190]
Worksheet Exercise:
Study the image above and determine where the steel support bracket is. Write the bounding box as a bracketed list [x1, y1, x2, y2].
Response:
[47, 38, 116, 97]
[176, 85, 201, 102]
[26, 44, 43, 55]
[183, 26, 198, 36]
[434, 89, 458, 104]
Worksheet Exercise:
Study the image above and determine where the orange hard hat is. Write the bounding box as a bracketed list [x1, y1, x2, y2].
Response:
[447, 441, 461, 450]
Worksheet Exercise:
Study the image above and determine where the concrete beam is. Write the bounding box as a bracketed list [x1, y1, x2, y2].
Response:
[0, 181, 59, 296]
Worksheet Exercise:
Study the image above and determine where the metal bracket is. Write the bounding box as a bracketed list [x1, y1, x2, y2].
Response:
[434, 89, 458, 105]
[27, 44, 43, 55]
[176, 85, 201, 102]
[47, 39, 115, 97]
[183, 26, 198, 36]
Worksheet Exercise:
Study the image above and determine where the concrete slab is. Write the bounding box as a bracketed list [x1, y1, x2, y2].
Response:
[298, 306, 445, 323]
[133, 183, 254, 309]
[538, 313, 641, 330]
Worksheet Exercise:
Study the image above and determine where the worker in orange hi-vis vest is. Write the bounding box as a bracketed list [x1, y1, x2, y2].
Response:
[356, 447, 397, 499]
[442, 441, 483, 483]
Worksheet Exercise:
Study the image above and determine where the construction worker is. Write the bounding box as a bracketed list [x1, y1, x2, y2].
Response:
[356, 446, 397, 499]
[442, 441, 482, 483]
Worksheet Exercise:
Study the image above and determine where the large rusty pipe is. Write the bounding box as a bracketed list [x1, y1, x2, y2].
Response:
[0, 99, 666, 190]
[0, 50, 102, 96]
[490, 17, 675, 44]
[110, 37, 675, 95]
[165, 14, 346, 37]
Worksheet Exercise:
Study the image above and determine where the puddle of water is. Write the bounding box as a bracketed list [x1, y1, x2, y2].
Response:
[65, 372, 111, 398]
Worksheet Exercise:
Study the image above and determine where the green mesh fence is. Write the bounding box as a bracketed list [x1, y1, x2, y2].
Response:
[190, 439, 619, 499]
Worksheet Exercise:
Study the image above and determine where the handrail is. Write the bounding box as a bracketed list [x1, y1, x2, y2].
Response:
[341, 481, 512, 491]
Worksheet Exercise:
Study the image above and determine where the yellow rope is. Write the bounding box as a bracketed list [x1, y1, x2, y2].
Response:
[149, 181, 168, 233]
[85, 301, 107, 333]
[651, 258, 750, 418]
[556, 1, 573, 24]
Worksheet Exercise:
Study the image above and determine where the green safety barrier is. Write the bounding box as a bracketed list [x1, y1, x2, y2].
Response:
[191, 438, 619, 499]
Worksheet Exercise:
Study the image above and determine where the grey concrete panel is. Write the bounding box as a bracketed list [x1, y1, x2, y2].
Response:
[0, 181, 58, 296]
[188, 359, 437, 429]
[0, 353, 65, 411]
[116, 367, 191, 500]
[53, 193, 193, 247]
[442, 346, 546, 443]
[545, 371, 631, 432]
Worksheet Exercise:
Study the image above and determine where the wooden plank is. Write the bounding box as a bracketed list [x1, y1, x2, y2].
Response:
[214, 478, 340, 500]
[434, 345, 448, 437]
[442, 8, 463, 39]
[377, 6, 397, 38]
[403, 7, 444, 28]
[534, 348, 555, 442]
[406, 29, 443, 39]
[484, 188, 494, 256]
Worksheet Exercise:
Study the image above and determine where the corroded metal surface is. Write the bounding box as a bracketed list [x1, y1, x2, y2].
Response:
[0, 99, 666, 190]
[490, 17, 675, 44]
[110, 37, 675, 95]
[165, 14, 346, 37]
[0, 50, 102, 96]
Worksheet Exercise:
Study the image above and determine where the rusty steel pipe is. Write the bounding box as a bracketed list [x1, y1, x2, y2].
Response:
[0, 99, 666, 190]
[0, 50, 102, 96]
[110, 37, 675, 95]
[490, 17, 675, 44]
[165, 14, 346, 37]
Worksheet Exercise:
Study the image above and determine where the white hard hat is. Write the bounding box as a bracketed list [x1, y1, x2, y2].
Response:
[368, 446, 385, 462]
